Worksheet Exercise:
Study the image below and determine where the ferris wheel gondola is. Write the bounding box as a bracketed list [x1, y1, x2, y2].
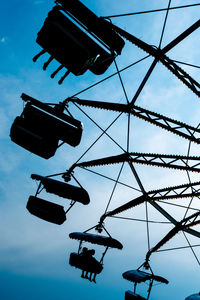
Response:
[69, 226, 123, 282]
[185, 293, 200, 300]
[33, 0, 125, 83]
[10, 93, 83, 158]
[122, 264, 168, 300]
[26, 173, 89, 225]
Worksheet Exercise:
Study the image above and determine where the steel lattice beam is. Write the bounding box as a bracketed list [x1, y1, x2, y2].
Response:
[99, 190, 200, 242]
[148, 181, 200, 200]
[160, 55, 200, 96]
[76, 152, 200, 172]
[100, 182, 200, 220]
[69, 98, 200, 144]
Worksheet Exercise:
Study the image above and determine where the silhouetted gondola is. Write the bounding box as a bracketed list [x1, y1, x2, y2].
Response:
[69, 228, 123, 282]
[123, 267, 168, 300]
[10, 94, 83, 158]
[185, 293, 200, 300]
[33, 0, 125, 83]
[26, 173, 89, 224]
[70, 249, 103, 282]
[27, 196, 66, 225]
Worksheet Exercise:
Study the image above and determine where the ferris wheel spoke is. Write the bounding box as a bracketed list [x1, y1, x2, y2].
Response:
[79, 167, 141, 192]
[99, 184, 200, 226]
[151, 202, 200, 241]
[128, 153, 200, 172]
[183, 232, 200, 266]
[111, 19, 200, 58]
[148, 181, 200, 201]
[171, 60, 200, 70]
[69, 98, 200, 144]
[99, 195, 148, 225]
[75, 152, 200, 172]
[160, 55, 200, 97]
[145, 211, 200, 263]
[102, 3, 200, 18]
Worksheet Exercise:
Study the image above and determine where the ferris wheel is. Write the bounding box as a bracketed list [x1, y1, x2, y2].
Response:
[9, 0, 200, 299]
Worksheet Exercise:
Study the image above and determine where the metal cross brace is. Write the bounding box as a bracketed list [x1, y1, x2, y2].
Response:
[110, 19, 200, 102]
[145, 210, 200, 262]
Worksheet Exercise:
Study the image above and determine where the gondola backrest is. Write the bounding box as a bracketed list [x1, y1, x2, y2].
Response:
[37, 6, 115, 76]
[56, 0, 125, 54]
[21, 94, 83, 147]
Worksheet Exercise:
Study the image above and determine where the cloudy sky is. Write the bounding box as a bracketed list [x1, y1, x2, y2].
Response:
[1, 0, 200, 299]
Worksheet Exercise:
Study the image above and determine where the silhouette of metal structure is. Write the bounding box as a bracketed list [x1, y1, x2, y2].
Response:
[145, 211, 200, 264]
[67, 98, 200, 144]
[66, 152, 200, 173]
[10, 0, 200, 298]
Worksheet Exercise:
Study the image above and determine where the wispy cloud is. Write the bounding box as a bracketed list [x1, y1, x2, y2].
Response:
[1, 37, 6, 43]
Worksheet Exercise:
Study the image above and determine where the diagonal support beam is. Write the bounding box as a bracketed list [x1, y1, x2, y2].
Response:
[145, 209, 200, 262]
[100, 181, 200, 223]
[110, 19, 200, 102]
[160, 55, 200, 96]
[100, 195, 147, 222]
[162, 19, 200, 53]
[98, 187, 200, 243]
[149, 202, 200, 241]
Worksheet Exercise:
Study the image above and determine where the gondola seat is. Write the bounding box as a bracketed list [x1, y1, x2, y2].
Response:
[69, 252, 103, 274]
[10, 116, 58, 159]
[22, 102, 83, 147]
[26, 196, 66, 225]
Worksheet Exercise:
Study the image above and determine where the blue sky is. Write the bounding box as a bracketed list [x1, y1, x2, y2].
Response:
[1, 1, 200, 299]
